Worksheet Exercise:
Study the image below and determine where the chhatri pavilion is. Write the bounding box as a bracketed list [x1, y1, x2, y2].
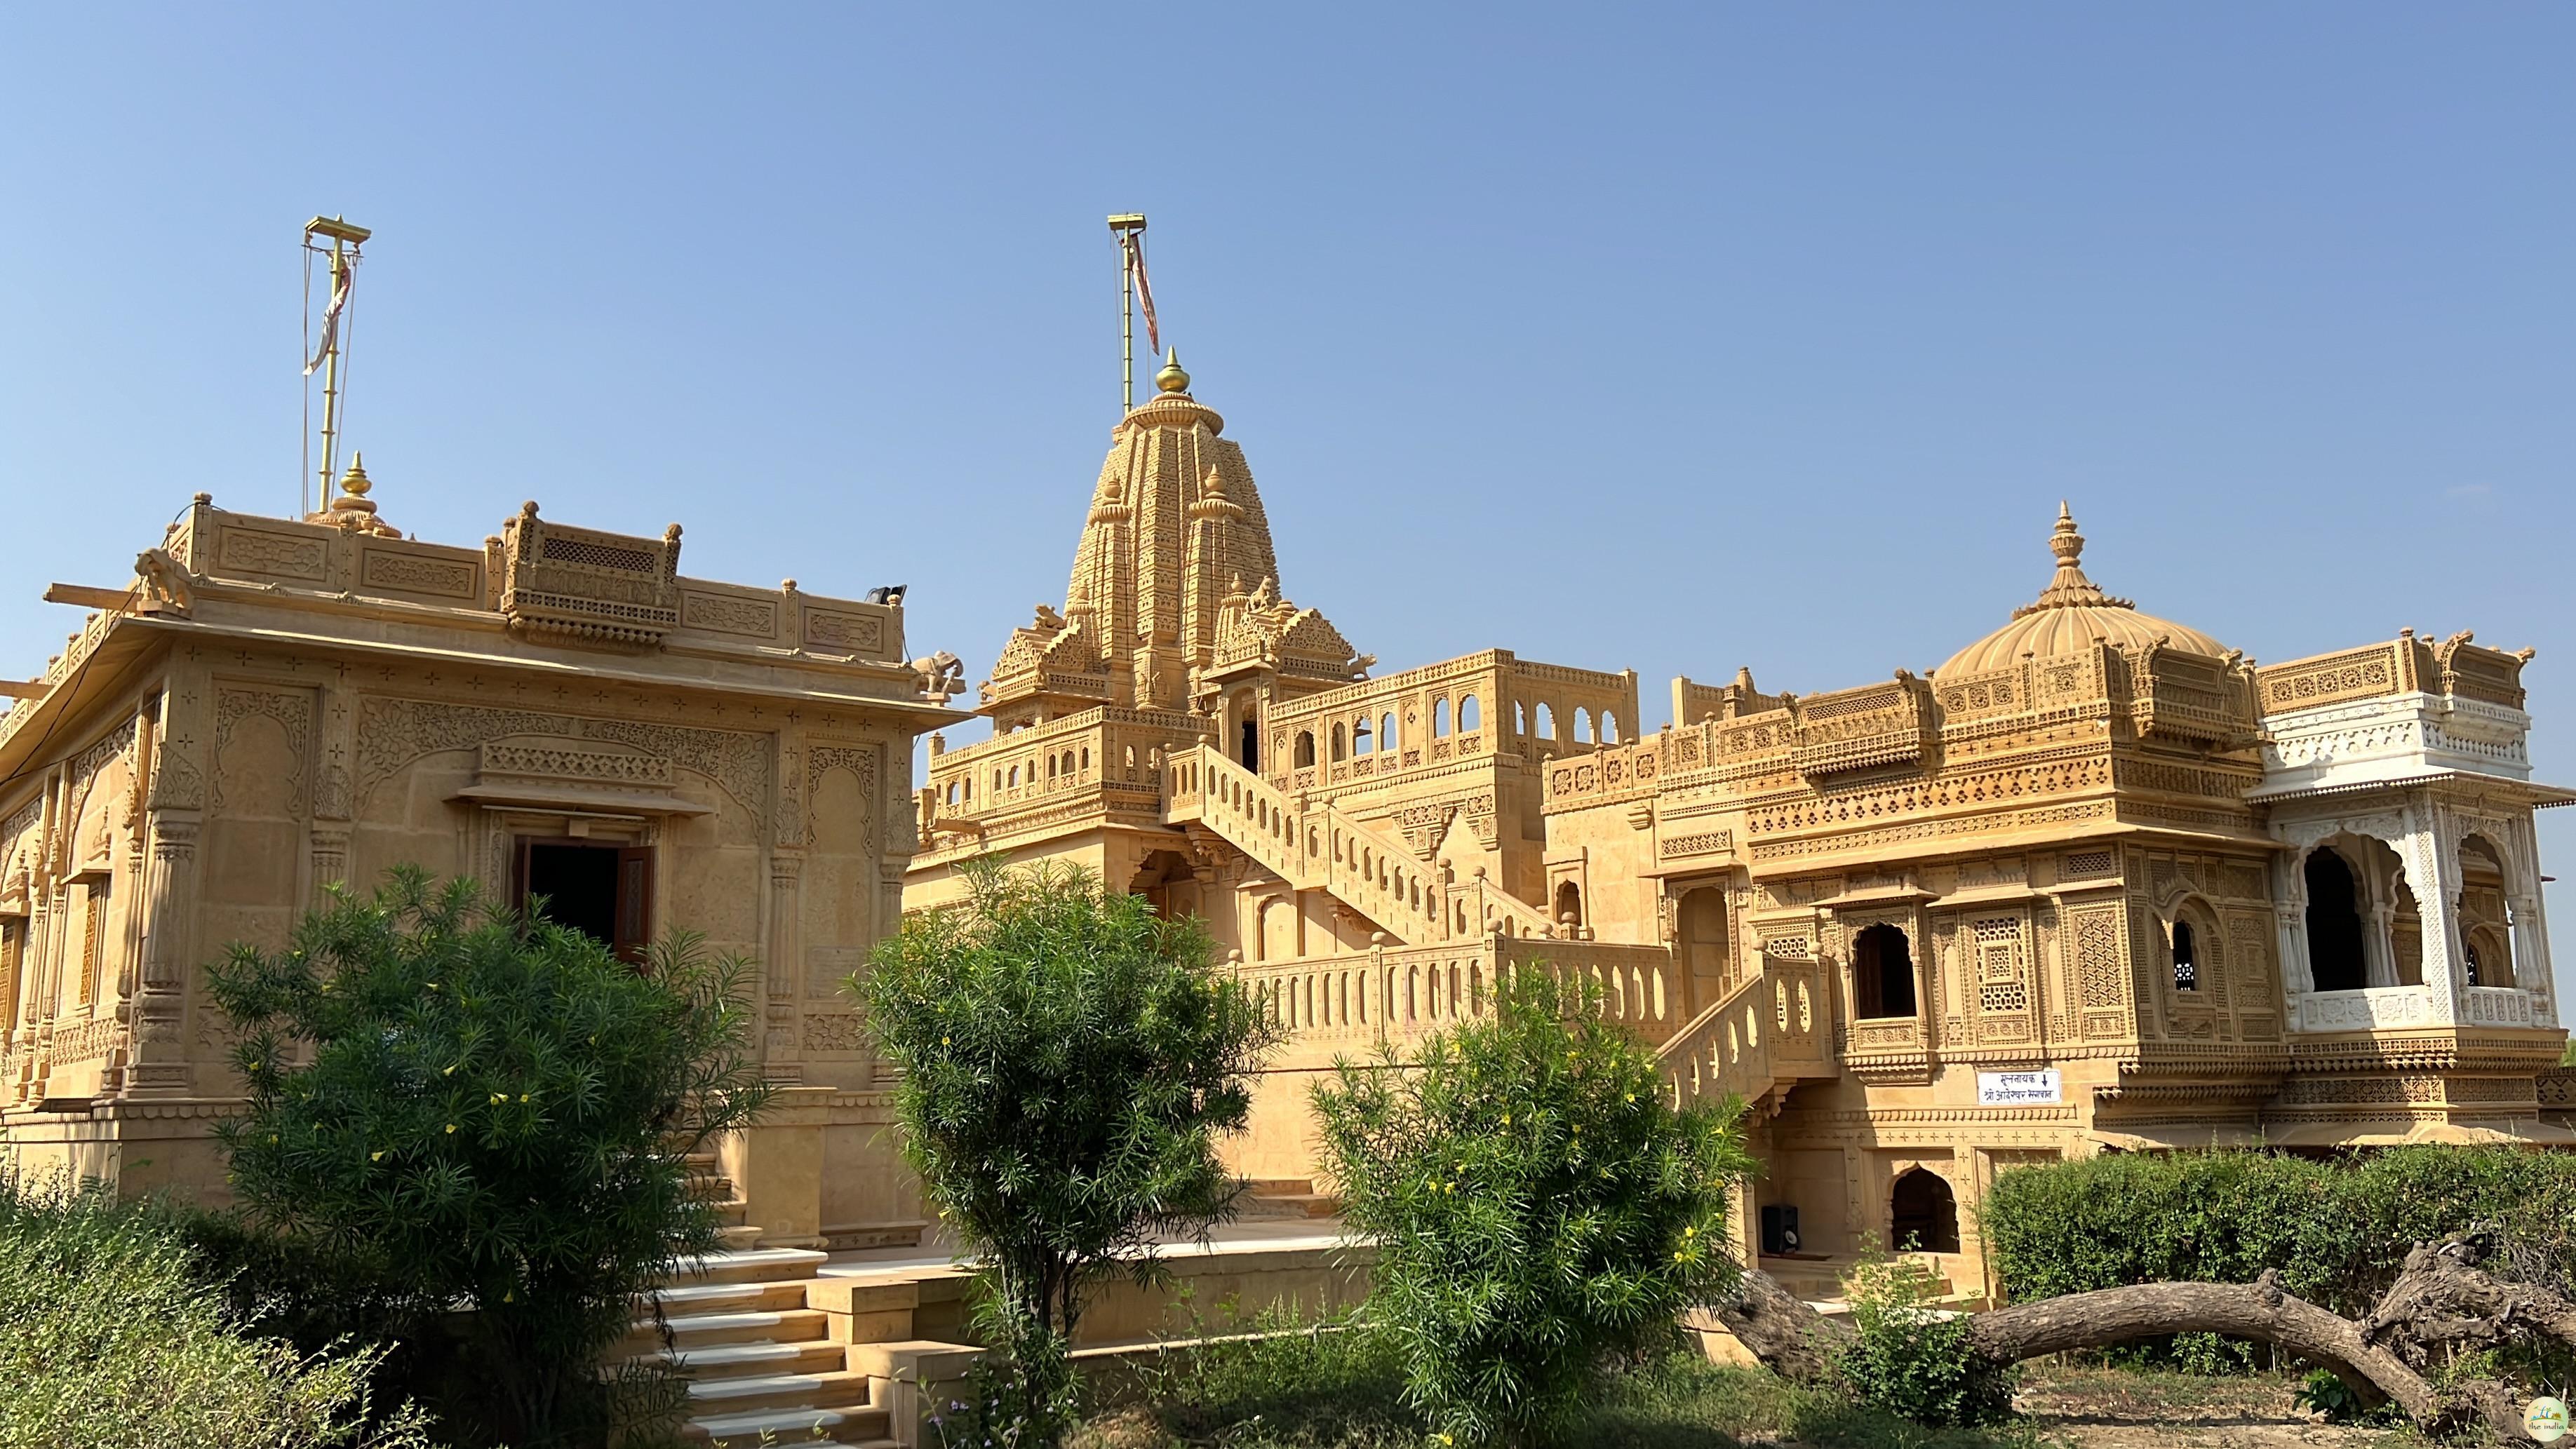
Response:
[908, 351, 2574, 1284]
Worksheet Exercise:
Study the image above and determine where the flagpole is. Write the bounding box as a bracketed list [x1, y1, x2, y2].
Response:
[1108, 213, 1146, 414]
[304, 215, 370, 507]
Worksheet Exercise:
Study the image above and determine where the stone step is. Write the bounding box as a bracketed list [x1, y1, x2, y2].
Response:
[648, 1278, 813, 1317]
[649, 1308, 832, 1352]
[683, 1401, 890, 1445]
[672, 1247, 828, 1286]
[657, 1337, 847, 1380]
[1236, 1191, 1339, 1220]
[685, 1367, 872, 1417]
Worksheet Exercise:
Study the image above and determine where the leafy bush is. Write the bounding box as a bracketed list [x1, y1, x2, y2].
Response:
[859, 857, 1282, 1448]
[0, 1169, 429, 1449]
[1312, 969, 1755, 1447]
[207, 867, 772, 1448]
[1833, 1254, 2015, 1428]
[1979, 1145, 2576, 1373]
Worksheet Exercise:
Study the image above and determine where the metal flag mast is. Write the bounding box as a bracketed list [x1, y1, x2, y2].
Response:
[1108, 213, 1151, 412]
[302, 215, 370, 515]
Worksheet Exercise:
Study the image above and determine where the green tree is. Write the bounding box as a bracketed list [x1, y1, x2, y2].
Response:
[207, 867, 772, 1448]
[857, 857, 1282, 1445]
[1312, 969, 1755, 1448]
[0, 1168, 430, 1449]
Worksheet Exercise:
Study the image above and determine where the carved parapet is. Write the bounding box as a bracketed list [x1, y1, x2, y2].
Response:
[1790, 676, 1931, 778]
[2124, 645, 2258, 745]
[497, 503, 683, 649]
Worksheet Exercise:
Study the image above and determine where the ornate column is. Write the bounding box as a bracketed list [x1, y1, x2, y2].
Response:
[763, 851, 804, 1084]
[310, 675, 355, 896]
[126, 816, 200, 1096]
[2407, 803, 2464, 1025]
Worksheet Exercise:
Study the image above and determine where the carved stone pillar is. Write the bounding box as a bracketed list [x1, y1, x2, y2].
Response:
[763, 853, 804, 1085]
[2409, 819, 2464, 1025]
[127, 816, 201, 1096]
[2508, 896, 2553, 1021]
[309, 827, 351, 896]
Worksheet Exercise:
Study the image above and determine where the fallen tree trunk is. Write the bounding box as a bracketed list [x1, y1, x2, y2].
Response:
[1967, 1269, 2443, 1427]
[1712, 1231, 2576, 1442]
[1707, 1269, 1851, 1385]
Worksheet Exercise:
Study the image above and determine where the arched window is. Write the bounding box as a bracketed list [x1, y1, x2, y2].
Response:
[1331, 723, 1346, 761]
[1007, 764, 1020, 788]
[1381, 711, 1398, 752]
[1294, 731, 1316, 768]
[2457, 835, 2516, 990]
[992, 769, 1003, 793]
[1853, 923, 1916, 1019]
[1079, 748, 1090, 771]
[2305, 849, 2368, 992]
[1535, 703, 1555, 739]
[1433, 698, 1451, 737]
[1890, 1168, 1961, 1253]
[1047, 755, 1059, 780]
[1554, 880, 1583, 931]
[1515, 701, 1527, 735]
[1601, 711, 1618, 744]
[1125, 744, 1138, 769]
[1459, 694, 1481, 732]
[1575, 708, 1595, 743]
[2172, 920, 2198, 992]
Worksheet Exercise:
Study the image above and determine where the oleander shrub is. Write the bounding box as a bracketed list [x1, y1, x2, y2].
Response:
[1979, 1145, 2576, 1372]
[859, 856, 1282, 1449]
[0, 1169, 429, 1449]
[1312, 968, 1755, 1447]
[1833, 1253, 2016, 1428]
[207, 866, 772, 1448]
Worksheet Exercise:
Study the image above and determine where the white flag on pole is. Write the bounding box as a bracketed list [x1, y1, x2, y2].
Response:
[1124, 232, 1160, 356]
[304, 263, 352, 376]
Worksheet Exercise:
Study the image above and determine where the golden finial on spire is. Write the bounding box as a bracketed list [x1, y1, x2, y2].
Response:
[2051, 500, 2083, 566]
[310, 451, 400, 537]
[1155, 349, 1190, 395]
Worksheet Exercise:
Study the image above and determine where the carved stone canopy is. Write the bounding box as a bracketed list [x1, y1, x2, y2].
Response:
[446, 735, 713, 816]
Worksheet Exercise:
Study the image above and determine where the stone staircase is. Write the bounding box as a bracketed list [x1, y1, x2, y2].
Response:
[629, 1248, 944, 1448]
[681, 1146, 765, 1252]
[1234, 1178, 1340, 1220]
[1656, 952, 1836, 1117]
[1171, 745, 1557, 946]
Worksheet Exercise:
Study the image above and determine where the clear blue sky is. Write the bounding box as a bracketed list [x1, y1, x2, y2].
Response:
[6, 7, 2572, 999]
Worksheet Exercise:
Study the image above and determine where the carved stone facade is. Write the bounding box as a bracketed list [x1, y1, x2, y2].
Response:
[909, 365, 2575, 1291]
[0, 480, 958, 1251]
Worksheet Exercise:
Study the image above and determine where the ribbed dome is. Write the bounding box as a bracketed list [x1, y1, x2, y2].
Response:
[1936, 504, 2227, 678]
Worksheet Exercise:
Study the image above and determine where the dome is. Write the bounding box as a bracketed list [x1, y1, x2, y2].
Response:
[1936, 504, 2227, 678]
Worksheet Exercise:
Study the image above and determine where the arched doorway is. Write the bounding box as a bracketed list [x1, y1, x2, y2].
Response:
[1554, 880, 1583, 931]
[2304, 849, 2368, 992]
[1890, 1168, 1960, 1253]
[1238, 717, 1259, 771]
[1853, 923, 1916, 1019]
[1129, 849, 1195, 922]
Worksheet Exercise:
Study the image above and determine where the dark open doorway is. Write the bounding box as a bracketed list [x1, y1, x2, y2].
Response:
[1890, 1167, 1961, 1253]
[516, 838, 652, 964]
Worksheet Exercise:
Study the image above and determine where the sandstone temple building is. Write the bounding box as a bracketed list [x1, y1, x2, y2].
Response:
[0, 467, 961, 1248]
[5, 349, 2570, 1295]
[909, 352, 2575, 1287]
